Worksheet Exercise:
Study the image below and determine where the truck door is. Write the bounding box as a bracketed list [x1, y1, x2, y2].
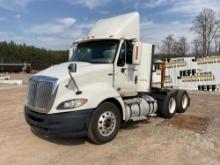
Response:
[114, 40, 137, 96]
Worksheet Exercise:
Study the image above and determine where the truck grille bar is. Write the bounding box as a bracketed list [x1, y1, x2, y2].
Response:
[27, 76, 59, 113]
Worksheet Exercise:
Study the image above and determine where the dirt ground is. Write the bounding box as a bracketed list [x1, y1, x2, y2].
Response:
[6, 73, 33, 84]
[0, 74, 220, 165]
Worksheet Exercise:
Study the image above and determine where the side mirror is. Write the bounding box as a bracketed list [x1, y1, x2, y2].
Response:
[132, 42, 141, 65]
[68, 63, 77, 73]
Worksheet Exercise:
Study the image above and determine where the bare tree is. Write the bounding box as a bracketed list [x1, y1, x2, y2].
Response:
[168, 36, 189, 55]
[214, 34, 220, 55]
[160, 35, 189, 56]
[161, 34, 175, 55]
[192, 38, 201, 58]
[191, 8, 220, 56]
[218, 38, 220, 55]
[178, 37, 189, 55]
[172, 41, 181, 55]
[215, 37, 218, 54]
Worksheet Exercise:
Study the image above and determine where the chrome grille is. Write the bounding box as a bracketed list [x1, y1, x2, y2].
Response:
[27, 76, 59, 113]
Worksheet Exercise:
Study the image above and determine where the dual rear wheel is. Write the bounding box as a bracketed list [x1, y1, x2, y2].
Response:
[159, 90, 190, 118]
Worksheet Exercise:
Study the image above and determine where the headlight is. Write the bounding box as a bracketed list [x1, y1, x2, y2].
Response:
[57, 99, 87, 110]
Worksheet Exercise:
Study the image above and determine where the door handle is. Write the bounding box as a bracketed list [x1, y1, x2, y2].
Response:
[121, 68, 126, 73]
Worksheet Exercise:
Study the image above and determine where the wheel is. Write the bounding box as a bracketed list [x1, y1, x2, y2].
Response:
[176, 90, 190, 113]
[159, 92, 177, 118]
[88, 102, 121, 144]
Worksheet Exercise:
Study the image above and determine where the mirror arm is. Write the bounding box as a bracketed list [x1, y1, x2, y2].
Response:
[67, 63, 82, 95]
[68, 71, 82, 95]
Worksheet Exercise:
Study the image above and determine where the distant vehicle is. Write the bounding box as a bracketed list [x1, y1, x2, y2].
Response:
[0, 63, 31, 73]
[0, 74, 10, 80]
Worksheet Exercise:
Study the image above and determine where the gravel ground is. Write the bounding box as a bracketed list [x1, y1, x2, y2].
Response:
[7, 73, 33, 85]
[0, 74, 220, 165]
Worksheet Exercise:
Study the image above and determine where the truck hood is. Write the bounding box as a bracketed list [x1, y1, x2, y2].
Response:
[35, 62, 112, 80]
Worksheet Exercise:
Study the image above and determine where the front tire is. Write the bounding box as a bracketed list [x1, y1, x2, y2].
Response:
[88, 102, 121, 144]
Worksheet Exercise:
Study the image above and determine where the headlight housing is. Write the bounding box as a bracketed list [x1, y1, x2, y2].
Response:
[57, 99, 87, 110]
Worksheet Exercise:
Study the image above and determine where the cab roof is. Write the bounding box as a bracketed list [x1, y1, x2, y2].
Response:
[77, 12, 140, 42]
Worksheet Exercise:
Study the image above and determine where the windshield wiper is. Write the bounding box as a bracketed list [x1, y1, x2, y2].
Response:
[72, 60, 91, 63]
[89, 61, 106, 64]
[89, 60, 111, 64]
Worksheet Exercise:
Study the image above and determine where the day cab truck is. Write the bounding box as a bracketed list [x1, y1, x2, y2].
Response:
[24, 12, 190, 144]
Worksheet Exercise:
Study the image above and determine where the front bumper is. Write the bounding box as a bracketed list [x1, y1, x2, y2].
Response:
[24, 106, 93, 137]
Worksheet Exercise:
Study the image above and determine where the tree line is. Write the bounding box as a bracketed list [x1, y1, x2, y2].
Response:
[0, 41, 68, 70]
[159, 8, 220, 58]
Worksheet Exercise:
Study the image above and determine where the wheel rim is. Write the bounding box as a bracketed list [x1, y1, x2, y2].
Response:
[169, 98, 176, 114]
[182, 95, 188, 109]
[98, 111, 116, 137]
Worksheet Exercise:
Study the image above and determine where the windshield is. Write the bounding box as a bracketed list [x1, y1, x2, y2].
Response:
[71, 40, 119, 64]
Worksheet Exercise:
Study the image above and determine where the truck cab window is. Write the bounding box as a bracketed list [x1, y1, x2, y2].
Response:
[71, 40, 119, 64]
[117, 43, 125, 66]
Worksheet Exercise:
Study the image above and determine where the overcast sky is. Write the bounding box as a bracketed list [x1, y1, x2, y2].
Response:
[0, 0, 220, 50]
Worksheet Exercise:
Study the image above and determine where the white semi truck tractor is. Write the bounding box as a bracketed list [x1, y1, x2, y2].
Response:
[24, 12, 190, 144]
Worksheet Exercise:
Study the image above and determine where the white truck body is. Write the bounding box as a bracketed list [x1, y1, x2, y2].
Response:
[25, 12, 190, 144]
[88, 12, 140, 41]
[0, 74, 10, 80]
